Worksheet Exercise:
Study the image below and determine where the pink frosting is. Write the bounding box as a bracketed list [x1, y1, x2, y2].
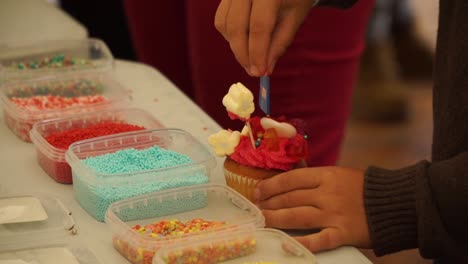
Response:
[229, 134, 307, 171]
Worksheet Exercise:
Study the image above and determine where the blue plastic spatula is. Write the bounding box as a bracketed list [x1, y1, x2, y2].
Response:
[259, 76, 270, 115]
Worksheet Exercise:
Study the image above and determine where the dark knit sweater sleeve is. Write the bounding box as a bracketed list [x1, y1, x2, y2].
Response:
[316, 0, 357, 8]
[364, 152, 468, 262]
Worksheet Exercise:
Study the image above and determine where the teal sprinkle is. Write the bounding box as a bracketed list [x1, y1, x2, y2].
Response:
[83, 146, 194, 174]
[74, 146, 209, 221]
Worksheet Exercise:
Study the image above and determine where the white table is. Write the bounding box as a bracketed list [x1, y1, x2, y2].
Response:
[0, 0, 88, 48]
[0, 60, 371, 264]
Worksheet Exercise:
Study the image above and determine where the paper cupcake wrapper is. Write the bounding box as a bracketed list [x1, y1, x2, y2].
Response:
[224, 168, 259, 203]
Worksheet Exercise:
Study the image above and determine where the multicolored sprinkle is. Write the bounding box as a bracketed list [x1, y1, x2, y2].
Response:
[10, 95, 107, 111]
[10, 54, 90, 70]
[133, 219, 226, 238]
[161, 237, 256, 264]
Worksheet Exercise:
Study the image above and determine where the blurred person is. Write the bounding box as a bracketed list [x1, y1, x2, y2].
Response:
[124, 0, 374, 167]
[60, 1, 136, 60]
[353, 0, 434, 122]
[215, 0, 467, 263]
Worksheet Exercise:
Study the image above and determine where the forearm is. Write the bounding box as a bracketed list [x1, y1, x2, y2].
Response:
[364, 151, 468, 262]
[418, 151, 468, 261]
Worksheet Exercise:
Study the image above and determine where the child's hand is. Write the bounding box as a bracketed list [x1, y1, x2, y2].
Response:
[255, 166, 372, 252]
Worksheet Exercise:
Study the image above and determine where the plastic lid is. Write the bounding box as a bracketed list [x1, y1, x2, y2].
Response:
[0, 38, 113, 81]
[105, 184, 265, 248]
[0, 193, 77, 252]
[153, 228, 317, 264]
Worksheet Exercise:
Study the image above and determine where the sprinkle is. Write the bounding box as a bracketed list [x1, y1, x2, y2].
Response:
[5, 78, 108, 142]
[38, 122, 145, 184]
[82, 146, 195, 174]
[10, 95, 107, 111]
[9, 54, 91, 70]
[113, 234, 256, 264]
[161, 237, 257, 264]
[132, 219, 226, 238]
[45, 122, 145, 150]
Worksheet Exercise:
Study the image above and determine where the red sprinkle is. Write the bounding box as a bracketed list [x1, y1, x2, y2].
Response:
[45, 122, 145, 149]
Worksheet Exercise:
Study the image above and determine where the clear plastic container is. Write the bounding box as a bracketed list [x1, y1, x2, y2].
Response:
[105, 184, 265, 264]
[30, 108, 164, 184]
[65, 129, 217, 222]
[0, 193, 102, 263]
[0, 38, 113, 81]
[153, 228, 317, 264]
[0, 73, 130, 142]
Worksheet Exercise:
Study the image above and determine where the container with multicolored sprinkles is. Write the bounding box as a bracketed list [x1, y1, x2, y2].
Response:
[105, 184, 264, 264]
[30, 108, 164, 184]
[0, 38, 113, 81]
[0, 73, 130, 141]
[65, 129, 217, 222]
[154, 228, 316, 264]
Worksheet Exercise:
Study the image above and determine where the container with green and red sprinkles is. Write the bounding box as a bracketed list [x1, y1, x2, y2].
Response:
[104, 184, 265, 264]
[65, 129, 217, 222]
[30, 108, 164, 184]
[0, 73, 130, 142]
[0, 38, 113, 81]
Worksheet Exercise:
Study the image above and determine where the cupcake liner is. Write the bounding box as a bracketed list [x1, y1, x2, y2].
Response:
[224, 168, 260, 202]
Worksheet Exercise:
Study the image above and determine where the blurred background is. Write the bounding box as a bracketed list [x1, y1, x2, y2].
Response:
[56, 0, 438, 263]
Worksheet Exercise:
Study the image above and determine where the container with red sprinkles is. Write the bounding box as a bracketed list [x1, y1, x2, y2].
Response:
[153, 228, 317, 264]
[0, 38, 113, 81]
[30, 108, 163, 184]
[105, 184, 264, 264]
[0, 73, 129, 142]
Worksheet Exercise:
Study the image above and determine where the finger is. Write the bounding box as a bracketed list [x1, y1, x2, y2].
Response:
[214, 0, 232, 40]
[258, 189, 321, 210]
[248, 0, 281, 76]
[262, 207, 326, 229]
[256, 168, 322, 201]
[295, 228, 344, 252]
[266, 8, 309, 74]
[226, 0, 252, 71]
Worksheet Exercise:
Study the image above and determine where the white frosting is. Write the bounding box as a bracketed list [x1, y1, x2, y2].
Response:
[208, 129, 241, 156]
[222, 82, 254, 119]
[260, 117, 297, 138]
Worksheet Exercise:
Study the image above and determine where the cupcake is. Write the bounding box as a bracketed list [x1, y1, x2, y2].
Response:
[208, 83, 308, 202]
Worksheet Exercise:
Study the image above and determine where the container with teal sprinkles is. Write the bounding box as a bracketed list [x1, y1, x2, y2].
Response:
[66, 129, 216, 222]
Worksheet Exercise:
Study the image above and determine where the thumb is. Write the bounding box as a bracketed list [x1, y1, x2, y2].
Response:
[294, 228, 344, 253]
